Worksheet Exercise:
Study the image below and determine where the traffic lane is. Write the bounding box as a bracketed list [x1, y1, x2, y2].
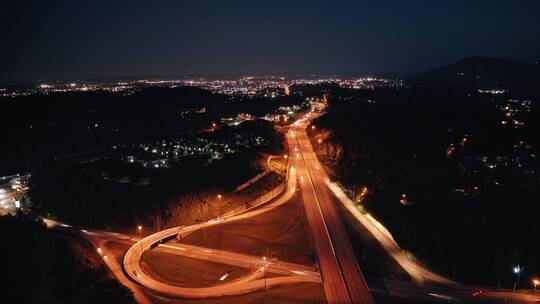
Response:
[299, 135, 374, 304]
[84, 235, 152, 304]
[292, 136, 352, 304]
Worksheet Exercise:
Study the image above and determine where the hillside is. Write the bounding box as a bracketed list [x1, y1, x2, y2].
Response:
[407, 56, 540, 90]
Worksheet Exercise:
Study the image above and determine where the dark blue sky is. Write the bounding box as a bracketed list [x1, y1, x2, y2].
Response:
[2, 0, 539, 82]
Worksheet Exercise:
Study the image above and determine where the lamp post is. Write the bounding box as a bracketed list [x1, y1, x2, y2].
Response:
[217, 194, 222, 222]
[263, 253, 267, 299]
[203, 202, 207, 239]
[513, 265, 523, 292]
[137, 226, 143, 255]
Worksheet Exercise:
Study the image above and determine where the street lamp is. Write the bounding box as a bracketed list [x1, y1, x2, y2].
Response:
[137, 226, 143, 255]
[262, 256, 267, 298]
[533, 279, 539, 293]
[203, 202, 207, 239]
[217, 194, 222, 222]
[513, 265, 523, 292]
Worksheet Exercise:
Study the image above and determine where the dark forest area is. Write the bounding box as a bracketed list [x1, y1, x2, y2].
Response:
[312, 87, 540, 286]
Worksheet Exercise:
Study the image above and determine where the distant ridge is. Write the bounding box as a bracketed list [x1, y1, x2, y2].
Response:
[407, 56, 540, 89]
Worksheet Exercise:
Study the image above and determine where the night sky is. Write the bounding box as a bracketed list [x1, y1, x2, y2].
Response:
[2, 0, 539, 82]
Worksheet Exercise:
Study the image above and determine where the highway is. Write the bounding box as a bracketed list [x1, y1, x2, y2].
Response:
[40, 106, 540, 304]
[46, 107, 540, 303]
[288, 122, 375, 304]
[119, 111, 376, 302]
[122, 152, 330, 298]
[49, 214, 540, 303]
[46, 217, 321, 301]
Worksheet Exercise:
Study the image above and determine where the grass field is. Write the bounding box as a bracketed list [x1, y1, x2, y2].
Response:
[178, 193, 316, 267]
[145, 282, 326, 304]
[140, 250, 251, 287]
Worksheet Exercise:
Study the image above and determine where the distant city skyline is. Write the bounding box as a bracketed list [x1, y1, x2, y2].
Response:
[2, 0, 540, 82]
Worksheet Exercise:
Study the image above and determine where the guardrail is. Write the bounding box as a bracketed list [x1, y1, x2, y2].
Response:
[235, 171, 269, 192]
[224, 183, 286, 217]
[223, 157, 290, 217]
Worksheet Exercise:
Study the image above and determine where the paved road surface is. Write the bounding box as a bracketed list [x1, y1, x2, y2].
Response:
[44, 219, 153, 304]
[288, 124, 375, 304]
